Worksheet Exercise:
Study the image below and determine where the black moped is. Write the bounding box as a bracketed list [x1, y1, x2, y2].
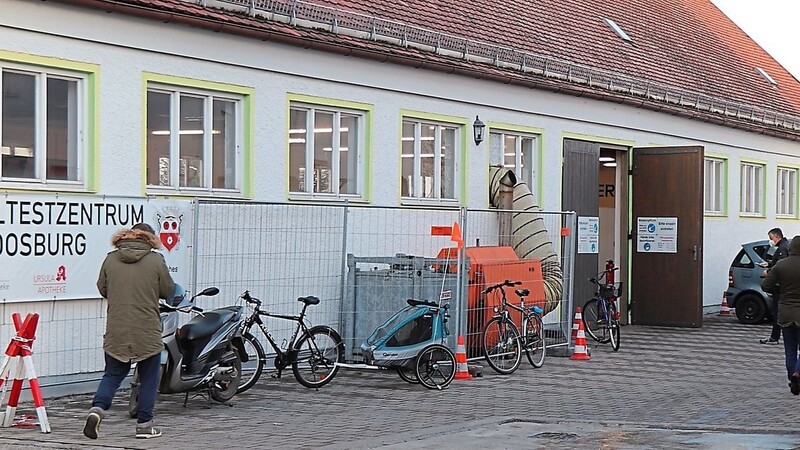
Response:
[128, 285, 246, 416]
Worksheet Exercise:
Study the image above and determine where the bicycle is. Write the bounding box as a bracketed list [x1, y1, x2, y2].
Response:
[582, 262, 622, 351]
[481, 280, 546, 375]
[236, 291, 345, 392]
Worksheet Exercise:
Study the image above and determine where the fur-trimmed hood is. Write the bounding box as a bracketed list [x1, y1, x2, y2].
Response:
[111, 228, 162, 249]
[110, 228, 162, 264]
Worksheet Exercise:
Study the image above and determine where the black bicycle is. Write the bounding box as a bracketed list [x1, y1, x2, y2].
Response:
[481, 280, 546, 375]
[582, 262, 622, 351]
[237, 291, 345, 392]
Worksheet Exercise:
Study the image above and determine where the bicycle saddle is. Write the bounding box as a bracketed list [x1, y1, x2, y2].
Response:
[515, 289, 530, 297]
[298, 296, 320, 305]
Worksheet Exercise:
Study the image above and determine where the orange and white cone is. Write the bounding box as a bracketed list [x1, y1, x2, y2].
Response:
[571, 314, 591, 361]
[719, 292, 732, 316]
[454, 335, 472, 380]
[571, 307, 582, 342]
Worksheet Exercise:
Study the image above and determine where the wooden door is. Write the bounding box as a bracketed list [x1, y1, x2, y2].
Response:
[562, 139, 599, 311]
[630, 146, 704, 327]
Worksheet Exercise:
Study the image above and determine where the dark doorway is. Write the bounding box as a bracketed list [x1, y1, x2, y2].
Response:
[630, 146, 704, 327]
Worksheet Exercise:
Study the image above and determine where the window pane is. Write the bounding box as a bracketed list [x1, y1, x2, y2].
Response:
[339, 114, 357, 195]
[489, 132, 502, 165]
[420, 124, 435, 198]
[313, 111, 334, 193]
[147, 90, 171, 186]
[521, 137, 534, 188]
[401, 121, 414, 197]
[440, 126, 456, 199]
[503, 135, 515, 168]
[179, 95, 204, 188]
[2, 71, 36, 179]
[46, 77, 78, 181]
[289, 108, 307, 192]
[212, 99, 236, 189]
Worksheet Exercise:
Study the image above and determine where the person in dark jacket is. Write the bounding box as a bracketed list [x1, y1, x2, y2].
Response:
[761, 235, 800, 395]
[759, 228, 790, 345]
[83, 223, 175, 440]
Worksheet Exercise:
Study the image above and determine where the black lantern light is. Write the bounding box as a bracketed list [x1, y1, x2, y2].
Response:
[472, 115, 486, 145]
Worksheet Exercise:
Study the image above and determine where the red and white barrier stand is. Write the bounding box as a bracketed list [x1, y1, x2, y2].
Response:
[0, 313, 50, 433]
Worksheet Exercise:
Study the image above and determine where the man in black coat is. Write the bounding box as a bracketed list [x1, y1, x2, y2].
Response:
[760, 228, 791, 345]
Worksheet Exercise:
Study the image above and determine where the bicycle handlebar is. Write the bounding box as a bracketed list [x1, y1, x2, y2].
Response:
[240, 290, 262, 306]
[482, 279, 522, 294]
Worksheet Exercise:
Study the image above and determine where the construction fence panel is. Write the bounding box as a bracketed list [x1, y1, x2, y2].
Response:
[464, 209, 576, 359]
[193, 201, 347, 350]
[341, 205, 463, 361]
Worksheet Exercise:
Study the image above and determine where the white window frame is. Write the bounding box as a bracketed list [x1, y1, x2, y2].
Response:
[288, 103, 365, 199]
[776, 166, 798, 218]
[740, 162, 764, 216]
[401, 118, 461, 203]
[703, 157, 725, 215]
[489, 130, 537, 190]
[1, 63, 88, 189]
[146, 84, 243, 195]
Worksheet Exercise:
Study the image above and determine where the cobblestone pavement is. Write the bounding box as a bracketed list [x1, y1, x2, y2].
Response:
[0, 315, 798, 449]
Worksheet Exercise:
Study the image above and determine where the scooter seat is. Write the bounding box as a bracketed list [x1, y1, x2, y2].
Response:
[178, 309, 237, 341]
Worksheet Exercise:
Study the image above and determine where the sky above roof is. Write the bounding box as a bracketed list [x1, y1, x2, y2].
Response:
[712, 0, 800, 81]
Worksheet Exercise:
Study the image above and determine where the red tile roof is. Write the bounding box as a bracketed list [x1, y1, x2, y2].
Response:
[53, 0, 800, 138]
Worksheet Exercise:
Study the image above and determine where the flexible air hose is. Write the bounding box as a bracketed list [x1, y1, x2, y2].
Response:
[488, 167, 564, 314]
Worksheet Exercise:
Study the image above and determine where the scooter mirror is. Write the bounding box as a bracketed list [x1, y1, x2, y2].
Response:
[198, 287, 220, 297]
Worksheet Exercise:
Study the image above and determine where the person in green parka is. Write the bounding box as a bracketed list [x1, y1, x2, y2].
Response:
[83, 223, 174, 440]
[762, 235, 800, 396]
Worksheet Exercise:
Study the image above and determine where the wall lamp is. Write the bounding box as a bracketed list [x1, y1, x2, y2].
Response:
[473, 115, 486, 145]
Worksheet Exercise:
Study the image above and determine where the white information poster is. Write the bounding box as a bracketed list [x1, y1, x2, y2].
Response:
[577, 216, 599, 254]
[0, 193, 193, 302]
[637, 217, 678, 253]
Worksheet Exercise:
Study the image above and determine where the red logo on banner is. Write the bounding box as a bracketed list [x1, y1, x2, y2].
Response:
[157, 214, 183, 252]
[55, 265, 67, 282]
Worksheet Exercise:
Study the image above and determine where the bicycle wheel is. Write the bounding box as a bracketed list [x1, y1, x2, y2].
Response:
[582, 299, 610, 343]
[237, 332, 266, 394]
[609, 305, 621, 351]
[397, 366, 419, 384]
[524, 313, 546, 368]
[481, 317, 522, 375]
[291, 326, 344, 388]
[415, 344, 456, 390]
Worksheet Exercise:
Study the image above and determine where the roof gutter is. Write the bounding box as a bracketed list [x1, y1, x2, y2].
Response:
[47, 0, 800, 141]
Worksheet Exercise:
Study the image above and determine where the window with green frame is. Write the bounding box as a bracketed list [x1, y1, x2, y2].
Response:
[146, 84, 243, 193]
[1, 61, 91, 187]
[703, 157, 726, 214]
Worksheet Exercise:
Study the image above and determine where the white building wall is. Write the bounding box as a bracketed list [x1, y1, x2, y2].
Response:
[3, 0, 800, 379]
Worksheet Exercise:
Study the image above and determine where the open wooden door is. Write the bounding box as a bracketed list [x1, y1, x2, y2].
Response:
[630, 146, 703, 327]
[562, 139, 599, 311]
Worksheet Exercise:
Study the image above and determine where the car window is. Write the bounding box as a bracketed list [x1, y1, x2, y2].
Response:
[731, 249, 754, 268]
[754, 245, 772, 261]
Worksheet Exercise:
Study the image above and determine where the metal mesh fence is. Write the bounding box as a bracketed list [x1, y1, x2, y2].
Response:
[192, 201, 575, 365]
[3, 201, 574, 383]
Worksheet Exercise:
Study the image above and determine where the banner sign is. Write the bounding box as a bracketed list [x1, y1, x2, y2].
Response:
[0, 193, 193, 302]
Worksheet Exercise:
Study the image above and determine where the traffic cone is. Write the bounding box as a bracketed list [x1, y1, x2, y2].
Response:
[571, 314, 591, 361]
[719, 292, 732, 316]
[454, 335, 473, 380]
[571, 307, 582, 342]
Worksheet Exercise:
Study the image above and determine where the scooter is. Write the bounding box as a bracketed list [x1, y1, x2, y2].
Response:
[128, 285, 247, 416]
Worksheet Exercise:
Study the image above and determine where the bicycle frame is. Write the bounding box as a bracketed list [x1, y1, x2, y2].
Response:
[493, 293, 540, 346]
[241, 298, 313, 373]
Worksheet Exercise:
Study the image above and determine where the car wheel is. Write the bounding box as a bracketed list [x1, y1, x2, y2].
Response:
[735, 293, 767, 325]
